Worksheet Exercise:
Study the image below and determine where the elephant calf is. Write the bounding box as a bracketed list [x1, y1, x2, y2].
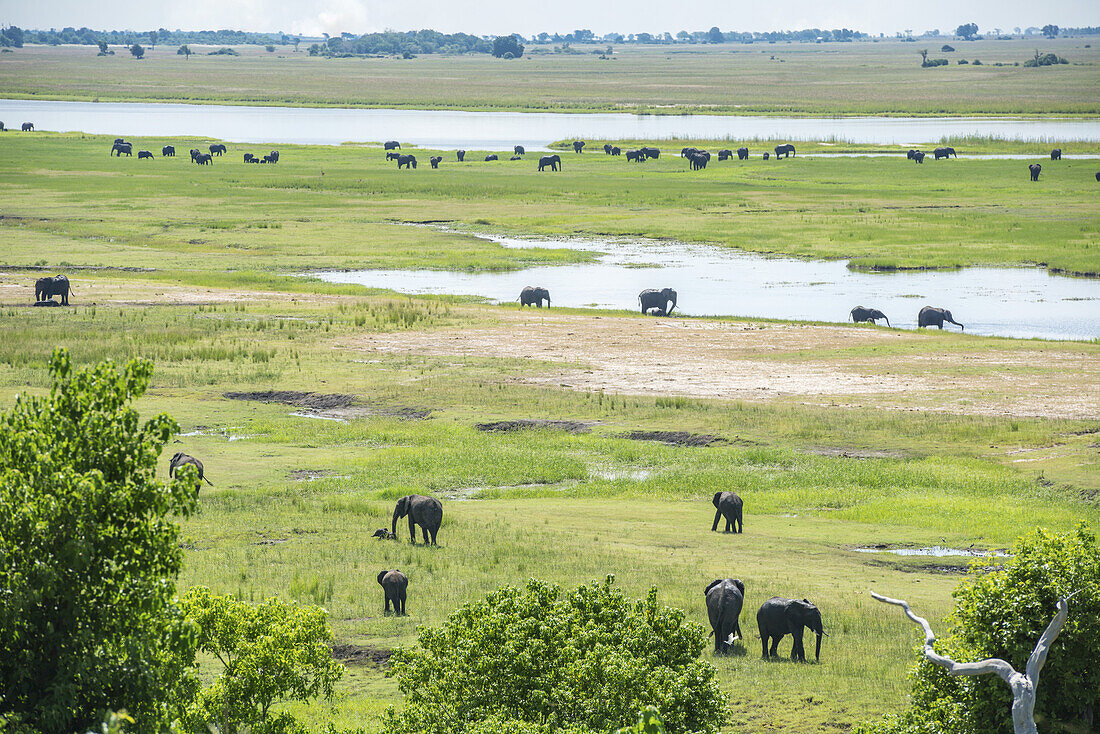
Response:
[377, 569, 408, 615]
[757, 597, 827, 662]
[372, 528, 395, 540]
[705, 579, 745, 653]
[711, 491, 743, 533]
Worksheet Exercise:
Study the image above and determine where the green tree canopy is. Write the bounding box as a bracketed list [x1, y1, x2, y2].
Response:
[129, 43, 144, 58]
[956, 23, 979, 39]
[0, 349, 199, 733]
[492, 34, 525, 58]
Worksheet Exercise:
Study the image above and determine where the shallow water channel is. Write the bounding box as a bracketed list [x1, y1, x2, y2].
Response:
[315, 232, 1100, 341]
[4, 99, 1100, 149]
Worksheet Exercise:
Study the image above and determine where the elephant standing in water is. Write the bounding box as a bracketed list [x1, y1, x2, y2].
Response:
[774, 143, 796, 158]
[1050, 149, 1062, 161]
[850, 306, 890, 327]
[918, 306, 963, 330]
[1029, 163, 1041, 182]
[35, 275, 73, 305]
[573, 140, 585, 153]
[519, 286, 550, 307]
[758, 597, 827, 661]
[538, 154, 561, 171]
[711, 491, 743, 533]
[393, 494, 443, 545]
[638, 288, 676, 315]
[377, 570, 408, 615]
[705, 579, 746, 653]
[169, 452, 213, 492]
[933, 146, 957, 159]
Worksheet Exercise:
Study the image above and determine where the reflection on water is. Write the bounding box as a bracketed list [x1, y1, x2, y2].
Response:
[3, 98, 1099, 149]
[315, 231, 1099, 341]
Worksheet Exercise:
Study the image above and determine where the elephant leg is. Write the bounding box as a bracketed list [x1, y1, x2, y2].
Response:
[421, 525, 430, 544]
[384, 594, 392, 615]
[399, 589, 406, 615]
[724, 517, 732, 533]
[711, 509, 722, 532]
[769, 635, 781, 658]
[735, 513, 743, 533]
[760, 635, 769, 659]
[430, 527, 438, 546]
[408, 515, 417, 544]
[792, 630, 804, 661]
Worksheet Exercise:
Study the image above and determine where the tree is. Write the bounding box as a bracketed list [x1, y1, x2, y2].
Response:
[956, 23, 979, 40]
[941, 44, 955, 52]
[707, 26, 724, 43]
[857, 525, 1100, 734]
[383, 576, 727, 734]
[920, 48, 929, 63]
[147, 30, 157, 49]
[265, 44, 275, 52]
[177, 44, 191, 59]
[1042, 24, 1060, 38]
[293, 36, 300, 52]
[179, 588, 343, 734]
[129, 43, 144, 59]
[0, 350, 200, 733]
[491, 34, 524, 58]
[97, 40, 108, 55]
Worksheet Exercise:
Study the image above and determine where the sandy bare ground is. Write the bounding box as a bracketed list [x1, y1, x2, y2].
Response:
[349, 312, 1100, 420]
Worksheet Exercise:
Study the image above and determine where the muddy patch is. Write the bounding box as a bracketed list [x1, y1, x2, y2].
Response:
[331, 643, 392, 666]
[850, 544, 1009, 558]
[288, 469, 333, 481]
[866, 559, 971, 575]
[624, 430, 727, 447]
[804, 447, 907, 459]
[225, 390, 357, 409]
[224, 390, 432, 421]
[476, 419, 593, 434]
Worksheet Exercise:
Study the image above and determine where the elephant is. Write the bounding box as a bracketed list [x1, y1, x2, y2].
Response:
[718, 149, 732, 161]
[430, 156, 442, 168]
[757, 597, 827, 662]
[906, 149, 917, 160]
[1096, 172, 1100, 182]
[849, 306, 890, 327]
[33, 300, 60, 308]
[610, 146, 621, 156]
[262, 153, 277, 163]
[209, 144, 226, 156]
[190, 148, 202, 162]
[0, 122, 5, 132]
[509, 155, 522, 161]
[933, 146, 957, 160]
[737, 147, 749, 160]
[162, 145, 175, 157]
[763, 152, 770, 160]
[603, 144, 613, 154]
[626, 150, 645, 162]
[21, 122, 33, 132]
[35, 275, 72, 305]
[514, 145, 525, 155]
[774, 143, 796, 159]
[638, 287, 676, 315]
[457, 149, 466, 161]
[1050, 149, 1062, 161]
[573, 140, 585, 153]
[681, 147, 699, 158]
[384, 140, 401, 150]
[1029, 163, 1041, 182]
[198, 153, 214, 165]
[267, 150, 279, 163]
[711, 491, 743, 533]
[640, 147, 660, 160]
[688, 152, 710, 170]
[372, 528, 395, 540]
[397, 154, 417, 169]
[912, 151, 925, 164]
[705, 579, 746, 653]
[377, 570, 408, 615]
[392, 494, 443, 545]
[538, 154, 561, 172]
[485, 154, 498, 161]
[918, 306, 964, 330]
[137, 150, 153, 160]
[519, 285, 550, 307]
[169, 451, 213, 492]
[112, 142, 133, 157]
[386, 151, 401, 161]
[244, 153, 256, 163]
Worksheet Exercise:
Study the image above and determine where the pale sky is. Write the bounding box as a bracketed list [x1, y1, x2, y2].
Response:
[1, 0, 1097, 38]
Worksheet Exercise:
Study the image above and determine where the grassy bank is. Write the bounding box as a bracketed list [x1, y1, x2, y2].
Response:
[1, 133, 1098, 275]
[0, 39, 1098, 115]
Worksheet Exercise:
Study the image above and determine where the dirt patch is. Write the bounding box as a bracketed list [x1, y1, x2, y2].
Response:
[476, 419, 593, 434]
[804, 447, 907, 459]
[288, 469, 332, 481]
[330, 643, 392, 666]
[224, 390, 432, 420]
[624, 430, 726, 447]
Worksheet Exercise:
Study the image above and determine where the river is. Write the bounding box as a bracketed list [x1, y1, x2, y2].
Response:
[315, 231, 1099, 341]
[3, 99, 1099, 150]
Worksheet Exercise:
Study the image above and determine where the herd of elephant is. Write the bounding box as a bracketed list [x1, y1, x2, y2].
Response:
[106, 138, 279, 166]
[0, 122, 35, 131]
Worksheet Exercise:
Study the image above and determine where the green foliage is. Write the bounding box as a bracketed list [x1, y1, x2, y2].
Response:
[129, 43, 144, 59]
[209, 47, 241, 56]
[0, 349, 198, 733]
[177, 45, 191, 58]
[956, 23, 979, 40]
[617, 707, 669, 734]
[492, 34, 525, 59]
[1023, 51, 1068, 67]
[858, 525, 1100, 734]
[384, 576, 726, 734]
[178, 587, 344, 734]
[85, 710, 135, 734]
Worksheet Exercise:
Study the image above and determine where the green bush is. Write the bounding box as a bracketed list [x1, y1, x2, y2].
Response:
[0, 349, 199, 733]
[1023, 52, 1068, 67]
[858, 525, 1100, 734]
[921, 58, 949, 67]
[383, 576, 726, 734]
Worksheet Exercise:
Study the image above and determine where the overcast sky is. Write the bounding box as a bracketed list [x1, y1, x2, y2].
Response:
[2, 0, 1097, 38]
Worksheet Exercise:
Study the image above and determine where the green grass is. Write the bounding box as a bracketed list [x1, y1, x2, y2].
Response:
[2, 133, 1098, 275]
[1, 39, 1098, 115]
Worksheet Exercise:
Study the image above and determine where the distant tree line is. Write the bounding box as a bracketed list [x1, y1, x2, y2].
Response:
[0, 26, 290, 48]
[310, 29, 491, 57]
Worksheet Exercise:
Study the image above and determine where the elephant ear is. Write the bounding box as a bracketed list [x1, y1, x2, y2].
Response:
[712, 492, 723, 509]
[704, 579, 724, 595]
[733, 579, 745, 596]
[378, 570, 391, 585]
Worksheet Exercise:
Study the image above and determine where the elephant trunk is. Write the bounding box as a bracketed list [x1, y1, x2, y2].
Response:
[815, 631, 822, 661]
[391, 508, 401, 537]
[883, 317, 890, 327]
[667, 294, 677, 315]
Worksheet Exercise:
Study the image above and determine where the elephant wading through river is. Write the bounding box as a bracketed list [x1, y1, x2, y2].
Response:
[639, 288, 676, 315]
[757, 597, 827, 662]
[393, 494, 443, 545]
[538, 154, 561, 171]
[850, 306, 890, 327]
[705, 579, 746, 653]
[711, 491, 743, 533]
[917, 306, 963, 330]
[519, 285, 550, 307]
[377, 570, 408, 615]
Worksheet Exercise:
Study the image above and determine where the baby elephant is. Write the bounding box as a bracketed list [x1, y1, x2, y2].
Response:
[169, 452, 213, 491]
[372, 528, 396, 540]
[712, 491, 743, 533]
[757, 597, 827, 662]
[377, 569, 408, 615]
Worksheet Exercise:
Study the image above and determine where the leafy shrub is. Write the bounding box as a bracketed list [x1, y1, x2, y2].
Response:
[941, 44, 955, 52]
[129, 43, 144, 58]
[922, 58, 949, 67]
[972, 59, 982, 65]
[857, 525, 1100, 734]
[1023, 52, 1068, 67]
[208, 47, 240, 56]
[265, 44, 275, 52]
[0, 349, 199, 733]
[958, 59, 968, 64]
[383, 576, 726, 734]
[178, 587, 344, 734]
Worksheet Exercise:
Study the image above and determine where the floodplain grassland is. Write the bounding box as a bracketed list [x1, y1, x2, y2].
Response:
[0, 38, 1098, 115]
[0, 131, 1098, 732]
[1, 133, 1098, 275]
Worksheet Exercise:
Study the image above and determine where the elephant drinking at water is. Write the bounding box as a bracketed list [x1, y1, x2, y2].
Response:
[705, 579, 746, 653]
[392, 494, 443, 545]
[639, 288, 676, 315]
[757, 597, 827, 661]
[850, 306, 890, 326]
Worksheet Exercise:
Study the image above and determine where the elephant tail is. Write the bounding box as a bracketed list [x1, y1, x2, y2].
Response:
[203, 475, 214, 486]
